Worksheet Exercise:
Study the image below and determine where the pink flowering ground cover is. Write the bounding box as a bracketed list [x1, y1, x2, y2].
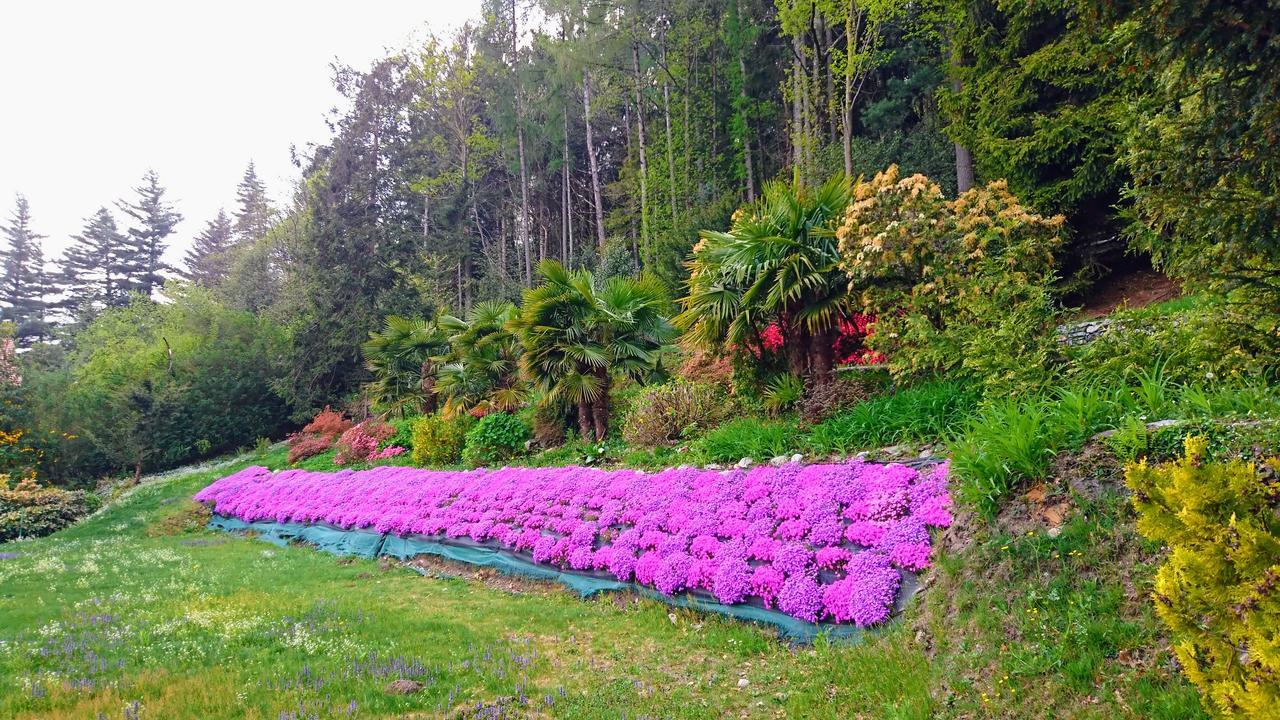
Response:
[195, 460, 952, 627]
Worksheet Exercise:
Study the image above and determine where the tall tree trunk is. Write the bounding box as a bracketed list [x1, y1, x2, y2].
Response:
[842, 10, 855, 178]
[954, 132, 975, 192]
[739, 54, 757, 202]
[512, 0, 532, 286]
[422, 191, 430, 238]
[582, 72, 607, 252]
[662, 45, 677, 230]
[631, 41, 650, 259]
[821, 14, 837, 143]
[683, 52, 693, 214]
[790, 41, 804, 173]
[950, 50, 975, 192]
[562, 107, 571, 263]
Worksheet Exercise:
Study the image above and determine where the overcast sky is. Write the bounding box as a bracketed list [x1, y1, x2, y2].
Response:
[0, 0, 482, 267]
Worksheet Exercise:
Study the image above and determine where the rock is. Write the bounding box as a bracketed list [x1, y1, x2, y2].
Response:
[769, 455, 787, 467]
[668, 612, 678, 625]
[1047, 526, 1062, 539]
[705, 463, 723, 470]
[736, 457, 754, 469]
[790, 453, 803, 464]
[737, 677, 750, 689]
[918, 449, 934, 459]
[880, 445, 905, 457]
[385, 679, 423, 695]
[1092, 418, 1185, 441]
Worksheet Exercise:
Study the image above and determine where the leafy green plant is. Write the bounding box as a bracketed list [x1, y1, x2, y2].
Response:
[1050, 383, 1118, 448]
[949, 397, 1060, 516]
[621, 381, 733, 448]
[1125, 356, 1175, 418]
[806, 379, 978, 454]
[693, 418, 801, 463]
[461, 412, 530, 467]
[1103, 415, 1153, 464]
[410, 413, 469, 467]
[761, 374, 804, 416]
[385, 416, 415, 452]
[1126, 438, 1280, 718]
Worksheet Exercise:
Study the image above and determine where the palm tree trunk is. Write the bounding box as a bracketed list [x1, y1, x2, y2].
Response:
[787, 323, 810, 378]
[810, 325, 836, 385]
[577, 395, 593, 441]
[591, 370, 611, 441]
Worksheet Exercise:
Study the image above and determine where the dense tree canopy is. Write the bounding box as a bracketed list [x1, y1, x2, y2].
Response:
[4, 0, 1277, 485]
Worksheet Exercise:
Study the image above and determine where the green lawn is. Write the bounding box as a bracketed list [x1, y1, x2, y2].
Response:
[0, 452, 1205, 719]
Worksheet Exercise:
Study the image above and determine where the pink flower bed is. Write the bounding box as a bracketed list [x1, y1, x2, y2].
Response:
[195, 460, 952, 627]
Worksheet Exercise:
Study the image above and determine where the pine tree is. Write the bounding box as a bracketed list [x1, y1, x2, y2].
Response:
[233, 162, 275, 244]
[0, 194, 48, 340]
[61, 207, 131, 316]
[117, 170, 182, 299]
[182, 209, 235, 288]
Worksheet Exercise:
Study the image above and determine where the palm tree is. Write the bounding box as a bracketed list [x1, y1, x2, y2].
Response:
[361, 316, 449, 418]
[433, 301, 525, 417]
[676, 175, 852, 384]
[512, 260, 675, 441]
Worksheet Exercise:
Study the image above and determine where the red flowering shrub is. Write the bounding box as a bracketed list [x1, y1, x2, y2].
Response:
[286, 434, 332, 464]
[302, 407, 352, 442]
[333, 419, 395, 466]
[285, 407, 356, 464]
[746, 314, 884, 367]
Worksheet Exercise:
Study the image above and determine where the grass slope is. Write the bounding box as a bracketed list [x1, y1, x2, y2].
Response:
[0, 450, 1203, 719]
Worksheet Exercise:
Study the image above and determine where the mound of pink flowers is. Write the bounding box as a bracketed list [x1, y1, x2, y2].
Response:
[195, 460, 952, 627]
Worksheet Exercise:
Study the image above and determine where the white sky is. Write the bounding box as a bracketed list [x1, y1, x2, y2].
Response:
[0, 0, 482, 268]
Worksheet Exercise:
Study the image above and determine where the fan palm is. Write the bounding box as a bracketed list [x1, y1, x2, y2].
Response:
[361, 315, 450, 418]
[433, 301, 525, 417]
[512, 260, 675, 441]
[676, 175, 852, 383]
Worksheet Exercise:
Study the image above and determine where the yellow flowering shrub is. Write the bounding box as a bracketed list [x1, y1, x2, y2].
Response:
[0, 473, 100, 541]
[1126, 436, 1280, 718]
[837, 165, 1066, 392]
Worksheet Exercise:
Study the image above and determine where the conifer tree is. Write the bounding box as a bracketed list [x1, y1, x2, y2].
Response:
[233, 161, 275, 244]
[0, 194, 48, 340]
[117, 169, 182, 298]
[60, 207, 130, 315]
[181, 209, 235, 288]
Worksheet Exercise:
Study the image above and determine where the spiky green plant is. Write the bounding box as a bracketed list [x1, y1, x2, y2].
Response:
[433, 301, 525, 418]
[676, 175, 852, 383]
[361, 316, 449, 418]
[511, 260, 675, 441]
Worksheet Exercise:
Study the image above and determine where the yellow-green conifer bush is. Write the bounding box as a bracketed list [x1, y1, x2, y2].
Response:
[1126, 436, 1280, 718]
